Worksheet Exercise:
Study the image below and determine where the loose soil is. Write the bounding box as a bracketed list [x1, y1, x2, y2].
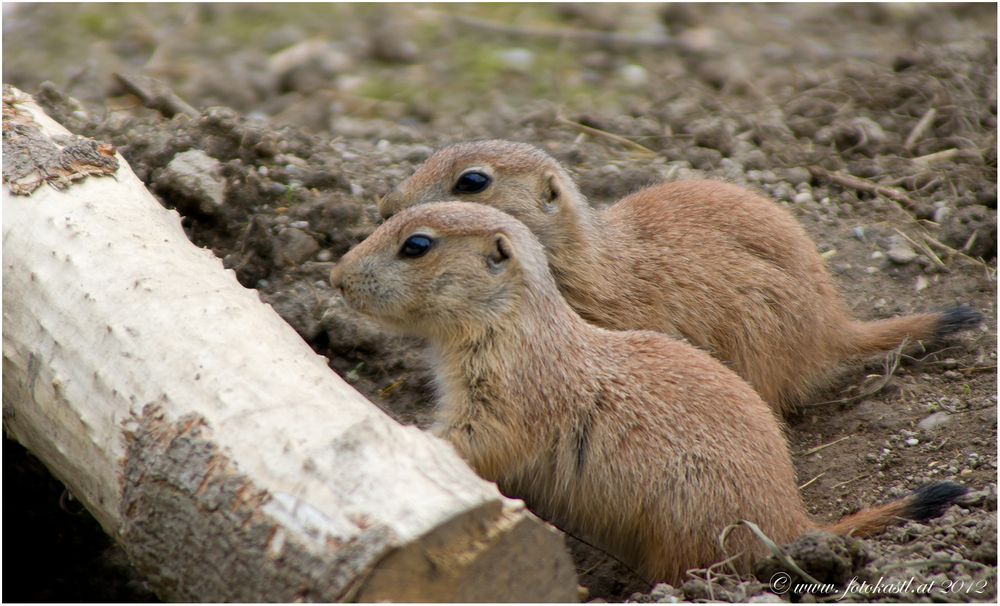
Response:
[3, 3, 996, 602]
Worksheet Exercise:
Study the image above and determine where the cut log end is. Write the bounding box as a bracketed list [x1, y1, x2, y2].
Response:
[357, 500, 579, 602]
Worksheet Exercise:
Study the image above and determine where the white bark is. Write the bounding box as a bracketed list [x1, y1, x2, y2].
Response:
[1, 87, 577, 602]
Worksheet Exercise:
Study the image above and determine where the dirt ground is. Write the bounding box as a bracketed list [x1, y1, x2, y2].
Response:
[3, 3, 996, 602]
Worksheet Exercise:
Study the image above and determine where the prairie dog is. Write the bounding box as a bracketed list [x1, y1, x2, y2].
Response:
[378, 140, 982, 414]
[330, 201, 966, 583]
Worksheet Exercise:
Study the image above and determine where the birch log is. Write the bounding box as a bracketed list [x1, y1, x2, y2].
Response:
[1, 86, 578, 602]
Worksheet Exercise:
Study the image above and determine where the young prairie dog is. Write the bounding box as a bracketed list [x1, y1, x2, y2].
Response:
[329, 201, 965, 584]
[378, 140, 982, 414]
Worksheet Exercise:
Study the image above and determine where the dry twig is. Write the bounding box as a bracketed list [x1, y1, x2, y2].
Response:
[113, 72, 199, 119]
[809, 166, 920, 209]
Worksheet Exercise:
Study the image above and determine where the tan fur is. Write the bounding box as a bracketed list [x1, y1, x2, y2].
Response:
[329, 202, 923, 583]
[379, 140, 953, 414]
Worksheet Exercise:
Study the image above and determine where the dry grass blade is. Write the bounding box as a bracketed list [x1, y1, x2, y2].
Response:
[904, 107, 937, 150]
[961, 230, 978, 254]
[802, 436, 852, 457]
[378, 376, 407, 398]
[831, 474, 869, 490]
[555, 114, 657, 157]
[720, 520, 823, 586]
[912, 147, 965, 166]
[684, 552, 749, 602]
[799, 472, 826, 490]
[918, 232, 995, 280]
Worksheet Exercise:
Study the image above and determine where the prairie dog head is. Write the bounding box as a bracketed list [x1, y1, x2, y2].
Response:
[330, 201, 555, 340]
[378, 141, 586, 251]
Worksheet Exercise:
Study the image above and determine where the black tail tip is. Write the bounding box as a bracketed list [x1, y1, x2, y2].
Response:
[905, 481, 969, 521]
[936, 305, 983, 338]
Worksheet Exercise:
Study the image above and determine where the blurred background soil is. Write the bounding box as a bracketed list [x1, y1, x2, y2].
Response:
[3, 3, 996, 602]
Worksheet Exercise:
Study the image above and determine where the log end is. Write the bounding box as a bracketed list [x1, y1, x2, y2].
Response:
[356, 500, 580, 602]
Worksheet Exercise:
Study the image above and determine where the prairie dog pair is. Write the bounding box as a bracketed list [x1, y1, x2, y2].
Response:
[329, 202, 965, 583]
[378, 140, 982, 414]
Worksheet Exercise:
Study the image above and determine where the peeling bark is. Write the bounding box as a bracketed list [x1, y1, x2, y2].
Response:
[2, 86, 578, 602]
[2, 85, 118, 195]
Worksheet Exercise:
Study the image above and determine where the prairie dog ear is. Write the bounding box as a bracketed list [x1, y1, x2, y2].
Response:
[542, 170, 565, 212]
[486, 232, 514, 271]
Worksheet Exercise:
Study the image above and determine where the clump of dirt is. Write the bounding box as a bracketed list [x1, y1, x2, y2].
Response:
[754, 531, 872, 593]
[3, 3, 996, 602]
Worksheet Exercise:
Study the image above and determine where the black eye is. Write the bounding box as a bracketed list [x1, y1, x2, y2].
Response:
[453, 170, 491, 194]
[399, 234, 434, 259]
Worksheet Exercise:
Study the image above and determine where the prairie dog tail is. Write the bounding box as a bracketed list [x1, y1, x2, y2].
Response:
[845, 305, 982, 357]
[822, 482, 968, 538]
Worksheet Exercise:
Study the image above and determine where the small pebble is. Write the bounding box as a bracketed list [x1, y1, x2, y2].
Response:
[793, 191, 814, 205]
[719, 157, 743, 174]
[783, 166, 812, 185]
[273, 227, 320, 266]
[772, 183, 794, 202]
[853, 226, 866, 241]
[759, 170, 779, 184]
[914, 275, 929, 292]
[886, 235, 918, 264]
[905, 438, 919, 446]
[159, 149, 226, 215]
[918, 411, 952, 431]
[618, 63, 650, 87]
[404, 145, 434, 162]
[743, 150, 768, 171]
[496, 48, 535, 72]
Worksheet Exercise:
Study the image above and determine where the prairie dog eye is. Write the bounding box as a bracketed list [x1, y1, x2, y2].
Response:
[453, 170, 491, 194]
[399, 234, 434, 258]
